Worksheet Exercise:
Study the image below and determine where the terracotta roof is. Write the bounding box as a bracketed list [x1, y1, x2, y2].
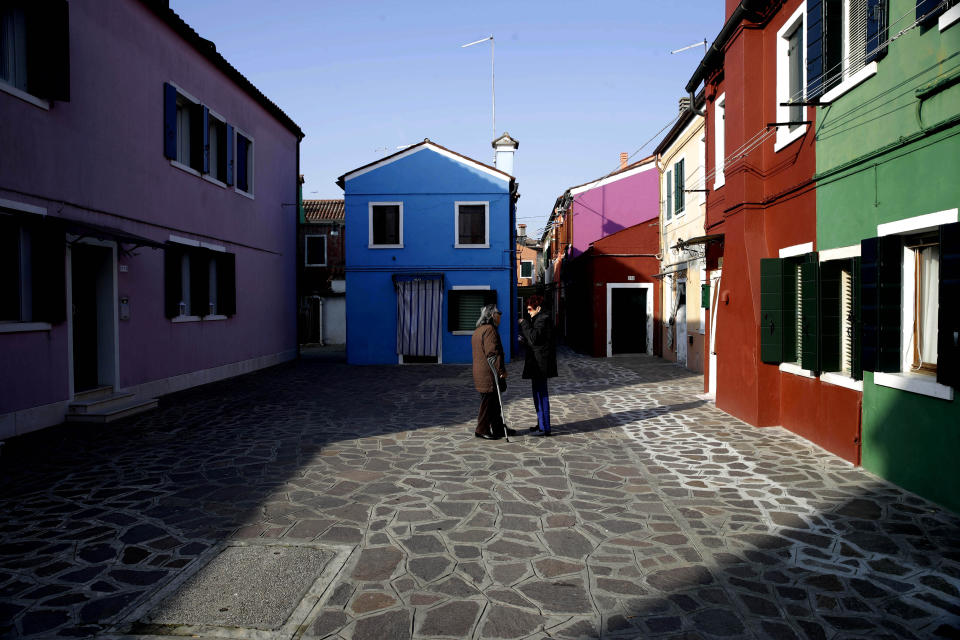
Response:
[304, 199, 344, 222]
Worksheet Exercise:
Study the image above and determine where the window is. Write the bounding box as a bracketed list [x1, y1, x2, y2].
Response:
[520, 261, 533, 279]
[455, 202, 489, 247]
[236, 130, 254, 195]
[905, 236, 938, 375]
[305, 234, 327, 267]
[175, 93, 203, 172]
[207, 113, 228, 183]
[0, 214, 65, 325]
[759, 250, 819, 372]
[369, 203, 402, 247]
[164, 245, 236, 320]
[0, 2, 69, 105]
[448, 288, 496, 333]
[808, 0, 888, 103]
[163, 83, 239, 188]
[673, 159, 686, 216]
[713, 94, 725, 188]
[775, 5, 807, 151]
[820, 256, 862, 380]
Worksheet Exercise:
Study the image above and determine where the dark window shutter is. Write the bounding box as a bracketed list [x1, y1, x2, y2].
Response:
[666, 171, 673, 220]
[189, 103, 205, 171]
[676, 160, 685, 212]
[866, 0, 889, 63]
[938, 221, 960, 388]
[201, 106, 210, 174]
[877, 235, 903, 372]
[218, 252, 236, 316]
[800, 257, 820, 372]
[226, 124, 235, 185]
[851, 256, 863, 380]
[917, 0, 946, 23]
[447, 291, 460, 332]
[31, 221, 66, 324]
[701, 283, 711, 309]
[807, 0, 825, 99]
[860, 237, 880, 371]
[190, 251, 209, 316]
[824, 0, 844, 92]
[237, 135, 249, 192]
[216, 122, 228, 179]
[163, 83, 178, 160]
[820, 260, 842, 373]
[760, 258, 784, 364]
[164, 245, 182, 318]
[24, 1, 69, 101]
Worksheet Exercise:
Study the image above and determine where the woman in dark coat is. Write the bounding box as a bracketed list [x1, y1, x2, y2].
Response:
[471, 304, 509, 440]
[518, 294, 557, 436]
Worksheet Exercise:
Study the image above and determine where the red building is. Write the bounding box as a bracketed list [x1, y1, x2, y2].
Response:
[688, 0, 860, 462]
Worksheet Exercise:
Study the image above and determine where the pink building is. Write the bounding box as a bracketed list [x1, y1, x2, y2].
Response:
[0, 1, 303, 436]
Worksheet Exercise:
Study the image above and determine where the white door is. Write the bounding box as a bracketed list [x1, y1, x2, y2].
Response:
[708, 270, 721, 397]
[676, 279, 687, 366]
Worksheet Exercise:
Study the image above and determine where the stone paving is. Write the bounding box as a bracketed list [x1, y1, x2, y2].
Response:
[1, 349, 959, 639]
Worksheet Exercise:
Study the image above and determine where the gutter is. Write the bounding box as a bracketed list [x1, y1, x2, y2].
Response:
[683, 0, 767, 117]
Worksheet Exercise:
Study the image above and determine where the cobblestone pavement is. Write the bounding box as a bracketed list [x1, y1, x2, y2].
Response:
[1, 349, 959, 639]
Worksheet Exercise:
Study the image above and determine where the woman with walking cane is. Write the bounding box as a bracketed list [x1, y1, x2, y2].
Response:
[518, 294, 557, 436]
[471, 304, 517, 440]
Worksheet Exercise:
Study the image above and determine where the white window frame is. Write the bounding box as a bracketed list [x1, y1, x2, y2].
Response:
[778, 241, 816, 377]
[520, 260, 534, 279]
[713, 93, 726, 189]
[873, 208, 958, 400]
[818, 244, 863, 391]
[168, 84, 202, 177]
[940, 3, 960, 31]
[819, 0, 878, 103]
[203, 108, 229, 188]
[775, 3, 808, 152]
[450, 285, 489, 335]
[304, 234, 328, 267]
[233, 126, 255, 199]
[368, 201, 404, 248]
[0, 6, 49, 110]
[454, 201, 490, 248]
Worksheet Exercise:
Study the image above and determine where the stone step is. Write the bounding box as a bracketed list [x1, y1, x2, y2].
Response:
[72, 385, 115, 402]
[68, 390, 136, 414]
[65, 397, 158, 424]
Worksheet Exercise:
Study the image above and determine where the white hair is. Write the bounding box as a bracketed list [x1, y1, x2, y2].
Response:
[476, 303, 501, 328]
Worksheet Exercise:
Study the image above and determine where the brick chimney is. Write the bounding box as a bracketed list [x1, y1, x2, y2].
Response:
[619, 152, 628, 169]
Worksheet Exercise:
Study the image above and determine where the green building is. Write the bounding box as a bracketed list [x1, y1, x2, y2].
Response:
[813, 0, 960, 511]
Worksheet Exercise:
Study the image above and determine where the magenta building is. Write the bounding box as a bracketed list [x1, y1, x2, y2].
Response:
[0, 0, 303, 436]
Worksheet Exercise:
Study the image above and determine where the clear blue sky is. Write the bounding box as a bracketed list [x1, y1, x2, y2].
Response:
[171, 1, 723, 237]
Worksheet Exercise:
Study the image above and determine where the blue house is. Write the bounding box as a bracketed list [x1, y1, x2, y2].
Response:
[337, 137, 519, 365]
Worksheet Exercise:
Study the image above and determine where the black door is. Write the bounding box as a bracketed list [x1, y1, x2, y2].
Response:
[611, 288, 647, 354]
[72, 245, 100, 392]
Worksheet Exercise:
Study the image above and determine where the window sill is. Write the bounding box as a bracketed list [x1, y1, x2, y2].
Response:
[0, 81, 50, 110]
[873, 372, 954, 401]
[368, 244, 403, 249]
[940, 3, 960, 31]
[203, 314, 228, 321]
[780, 362, 816, 378]
[454, 244, 490, 249]
[820, 62, 878, 104]
[305, 263, 328, 268]
[774, 125, 806, 153]
[452, 330, 473, 336]
[0, 322, 52, 334]
[235, 188, 255, 201]
[820, 372, 863, 392]
[712, 178, 725, 190]
[170, 160, 202, 177]
[202, 175, 228, 189]
[172, 315, 202, 323]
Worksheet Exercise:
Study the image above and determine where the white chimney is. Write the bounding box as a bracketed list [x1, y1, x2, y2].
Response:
[492, 132, 519, 176]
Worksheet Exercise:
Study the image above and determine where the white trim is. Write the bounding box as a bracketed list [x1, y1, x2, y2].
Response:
[172, 315, 202, 323]
[779, 241, 814, 258]
[0, 80, 50, 110]
[520, 260, 534, 279]
[202, 314, 228, 321]
[169, 234, 201, 247]
[452, 331, 474, 336]
[606, 282, 654, 357]
[940, 3, 960, 31]
[343, 143, 511, 184]
[877, 208, 958, 236]
[780, 362, 817, 378]
[821, 372, 863, 392]
[454, 201, 490, 248]
[451, 285, 490, 290]
[713, 93, 726, 189]
[368, 201, 404, 248]
[235, 188, 255, 201]
[874, 372, 954, 401]
[821, 62, 878, 104]
[0, 322, 51, 333]
[569, 159, 657, 195]
[0, 198, 46, 216]
[818, 244, 860, 261]
[775, 2, 808, 153]
[170, 159, 202, 177]
[200, 241, 226, 252]
[202, 174, 228, 189]
[233, 126, 255, 197]
[304, 234, 327, 267]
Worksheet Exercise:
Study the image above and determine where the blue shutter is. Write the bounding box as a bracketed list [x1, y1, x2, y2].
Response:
[917, 0, 946, 23]
[226, 124, 235, 186]
[201, 106, 210, 174]
[807, 0, 825, 99]
[866, 0, 888, 63]
[939, 222, 960, 389]
[237, 135, 248, 192]
[163, 83, 177, 160]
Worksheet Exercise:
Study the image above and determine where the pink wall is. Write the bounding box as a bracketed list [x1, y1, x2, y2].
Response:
[0, 1, 299, 420]
[569, 164, 659, 257]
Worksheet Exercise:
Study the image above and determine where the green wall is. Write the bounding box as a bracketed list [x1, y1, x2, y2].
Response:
[815, 1, 960, 512]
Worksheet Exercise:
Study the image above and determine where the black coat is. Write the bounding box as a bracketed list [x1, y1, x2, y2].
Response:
[520, 311, 558, 379]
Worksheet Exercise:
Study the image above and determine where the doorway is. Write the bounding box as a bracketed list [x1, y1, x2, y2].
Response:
[707, 270, 722, 397]
[607, 283, 653, 356]
[70, 242, 117, 393]
[676, 278, 687, 366]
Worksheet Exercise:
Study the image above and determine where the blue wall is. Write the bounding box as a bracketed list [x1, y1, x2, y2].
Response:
[344, 146, 515, 364]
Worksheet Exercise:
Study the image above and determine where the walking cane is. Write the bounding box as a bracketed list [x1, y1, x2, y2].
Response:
[486, 356, 510, 443]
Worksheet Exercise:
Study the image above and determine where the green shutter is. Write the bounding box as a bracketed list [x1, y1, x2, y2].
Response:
[851, 256, 862, 380]
[877, 235, 902, 372]
[675, 159, 685, 213]
[800, 256, 820, 372]
[938, 222, 960, 389]
[701, 283, 710, 309]
[666, 171, 673, 221]
[820, 260, 842, 373]
[760, 258, 784, 364]
[860, 237, 880, 371]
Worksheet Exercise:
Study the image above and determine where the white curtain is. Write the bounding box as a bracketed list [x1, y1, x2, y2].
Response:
[396, 278, 442, 357]
[916, 246, 939, 365]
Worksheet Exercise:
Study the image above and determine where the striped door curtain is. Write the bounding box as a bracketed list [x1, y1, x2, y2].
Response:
[395, 275, 443, 357]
